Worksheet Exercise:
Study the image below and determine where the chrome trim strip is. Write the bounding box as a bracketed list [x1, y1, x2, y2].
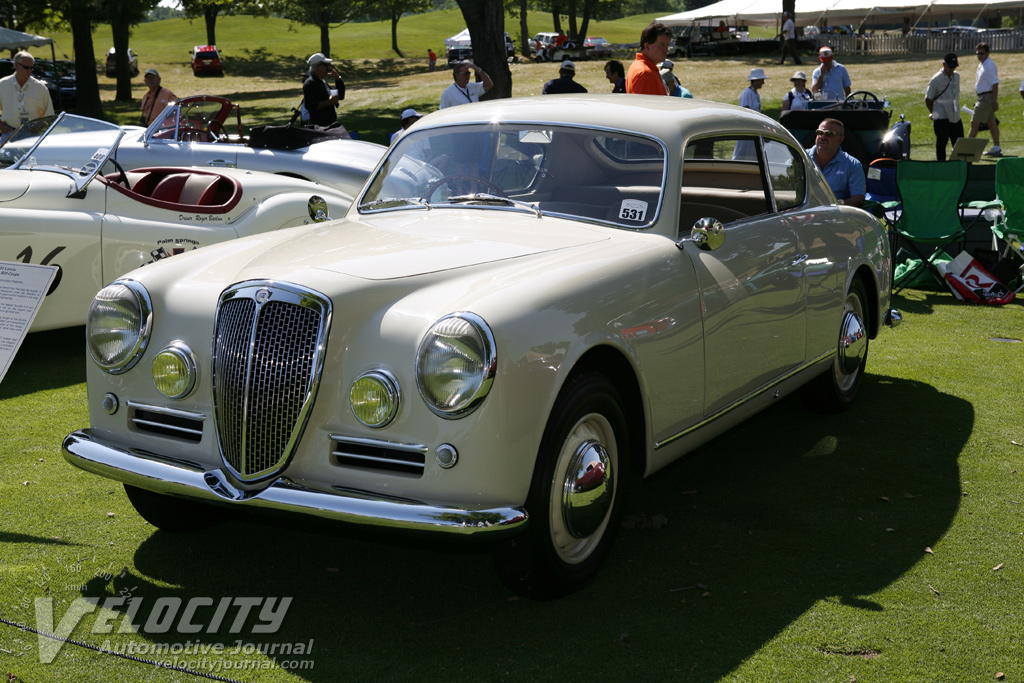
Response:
[130, 418, 203, 438]
[62, 430, 526, 537]
[330, 434, 429, 454]
[332, 451, 425, 470]
[126, 401, 208, 421]
[654, 348, 835, 450]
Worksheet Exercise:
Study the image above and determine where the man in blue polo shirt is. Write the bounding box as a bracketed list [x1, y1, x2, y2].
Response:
[806, 118, 865, 207]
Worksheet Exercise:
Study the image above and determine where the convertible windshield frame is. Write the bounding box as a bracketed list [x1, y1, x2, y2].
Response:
[358, 120, 669, 231]
[6, 112, 124, 194]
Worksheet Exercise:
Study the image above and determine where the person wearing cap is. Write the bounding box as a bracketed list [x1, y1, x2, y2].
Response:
[626, 21, 673, 95]
[659, 59, 691, 98]
[140, 68, 177, 127]
[782, 70, 811, 111]
[811, 47, 851, 101]
[0, 50, 53, 143]
[779, 11, 802, 65]
[605, 60, 626, 93]
[440, 62, 493, 109]
[968, 42, 1001, 157]
[734, 68, 766, 160]
[807, 118, 866, 208]
[390, 108, 423, 144]
[542, 60, 587, 95]
[304, 52, 344, 128]
[925, 53, 963, 162]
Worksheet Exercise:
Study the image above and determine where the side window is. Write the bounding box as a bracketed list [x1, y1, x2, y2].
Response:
[763, 139, 806, 211]
[680, 136, 770, 231]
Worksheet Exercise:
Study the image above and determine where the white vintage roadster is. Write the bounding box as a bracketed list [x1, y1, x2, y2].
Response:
[63, 96, 900, 598]
[0, 114, 353, 332]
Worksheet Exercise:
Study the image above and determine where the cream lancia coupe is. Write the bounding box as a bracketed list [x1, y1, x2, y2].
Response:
[63, 96, 899, 598]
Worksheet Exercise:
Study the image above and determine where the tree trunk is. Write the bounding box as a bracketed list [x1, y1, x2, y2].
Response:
[566, 0, 578, 40]
[320, 21, 331, 57]
[204, 6, 217, 46]
[456, 0, 510, 100]
[579, 0, 597, 44]
[110, 16, 133, 102]
[69, 4, 102, 118]
[391, 12, 403, 57]
[519, 0, 529, 59]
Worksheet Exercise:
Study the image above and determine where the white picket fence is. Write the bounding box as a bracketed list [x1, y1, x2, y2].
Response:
[815, 30, 1024, 55]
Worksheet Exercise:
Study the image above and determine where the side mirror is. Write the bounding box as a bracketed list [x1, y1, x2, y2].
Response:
[675, 217, 725, 251]
[307, 195, 330, 223]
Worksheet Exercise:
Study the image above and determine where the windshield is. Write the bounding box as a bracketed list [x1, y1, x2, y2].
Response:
[2, 114, 123, 192]
[360, 123, 667, 229]
[147, 96, 232, 143]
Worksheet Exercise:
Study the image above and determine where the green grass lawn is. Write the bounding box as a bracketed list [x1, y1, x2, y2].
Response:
[2, 291, 1023, 682]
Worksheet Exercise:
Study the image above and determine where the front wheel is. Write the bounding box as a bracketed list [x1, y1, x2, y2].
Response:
[802, 279, 870, 413]
[493, 373, 630, 599]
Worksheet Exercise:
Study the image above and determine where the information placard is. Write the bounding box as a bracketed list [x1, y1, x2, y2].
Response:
[0, 261, 58, 385]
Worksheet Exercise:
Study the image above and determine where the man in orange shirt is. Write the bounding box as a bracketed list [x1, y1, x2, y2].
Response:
[626, 22, 673, 95]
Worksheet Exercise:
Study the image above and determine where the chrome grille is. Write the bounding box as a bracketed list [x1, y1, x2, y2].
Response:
[213, 282, 331, 482]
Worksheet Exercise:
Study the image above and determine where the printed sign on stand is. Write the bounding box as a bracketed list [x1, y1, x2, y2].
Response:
[0, 261, 58, 384]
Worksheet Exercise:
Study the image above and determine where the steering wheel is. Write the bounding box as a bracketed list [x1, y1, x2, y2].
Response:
[421, 174, 507, 200]
[108, 157, 129, 188]
[843, 90, 880, 110]
[178, 126, 212, 143]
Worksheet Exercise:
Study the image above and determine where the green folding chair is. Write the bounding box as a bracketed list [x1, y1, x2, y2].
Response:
[891, 160, 968, 293]
[988, 157, 1024, 292]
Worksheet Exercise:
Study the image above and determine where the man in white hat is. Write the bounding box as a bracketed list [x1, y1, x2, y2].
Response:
[390, 108, 423, 143]
[304, 52, 343, 128]
[811, 46, 851, 101]
[734, 68, 766, 160]
[778, 11, 802, 65]
[542, 60, 587, 94]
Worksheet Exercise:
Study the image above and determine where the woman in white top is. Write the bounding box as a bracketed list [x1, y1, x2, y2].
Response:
[782, 70, 812, 111]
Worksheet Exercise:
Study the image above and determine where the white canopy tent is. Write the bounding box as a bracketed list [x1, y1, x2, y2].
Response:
[444, 29, 472, 48]
[659, 0, 1024, 29]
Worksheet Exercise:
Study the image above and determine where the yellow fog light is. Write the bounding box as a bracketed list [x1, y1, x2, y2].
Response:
[350, 371, 400, 428]
[151, 343, 198, 399]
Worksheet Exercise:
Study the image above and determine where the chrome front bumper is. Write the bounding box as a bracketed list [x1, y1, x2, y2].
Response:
[62, 430, 528, 538]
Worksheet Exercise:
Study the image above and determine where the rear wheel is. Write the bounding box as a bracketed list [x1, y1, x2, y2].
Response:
[803, 279, 869, 413]
[123, 484, 224, 533]
[493, 373, 629, 599]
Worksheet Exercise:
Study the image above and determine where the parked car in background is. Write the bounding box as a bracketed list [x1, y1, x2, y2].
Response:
[105, 47, 138, 77]
[584, 36, 613, 59]
[63, 95, 898, 599]
[0, 113, 355, 332]
[191, 45, 222, 76]
[446, 45, 473, 64]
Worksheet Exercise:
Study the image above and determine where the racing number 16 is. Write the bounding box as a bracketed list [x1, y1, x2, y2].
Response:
[16, 245, 65, 295]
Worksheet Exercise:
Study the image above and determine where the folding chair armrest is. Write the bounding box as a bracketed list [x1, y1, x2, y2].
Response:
[961, 199, 1002, 211]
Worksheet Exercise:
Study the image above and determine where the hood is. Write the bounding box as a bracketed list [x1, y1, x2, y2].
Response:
[235, 209, 613, 281]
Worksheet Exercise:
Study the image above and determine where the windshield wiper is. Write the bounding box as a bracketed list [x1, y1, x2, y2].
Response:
[359, 197, 431, 210]
[446, 193, 542, 217]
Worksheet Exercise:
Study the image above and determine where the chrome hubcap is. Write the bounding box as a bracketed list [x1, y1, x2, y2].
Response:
[561, 439, 613, 538]
[838, 308, 867, 376]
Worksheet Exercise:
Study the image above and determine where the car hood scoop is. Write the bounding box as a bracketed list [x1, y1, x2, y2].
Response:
[242, 210, 611, 280]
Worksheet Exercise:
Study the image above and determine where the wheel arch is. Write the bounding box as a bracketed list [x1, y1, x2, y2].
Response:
[561, 344, 647, 475]
[852, 263, 880, 338]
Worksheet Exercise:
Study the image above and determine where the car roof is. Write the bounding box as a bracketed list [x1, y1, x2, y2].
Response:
[413, 95, 795, 147]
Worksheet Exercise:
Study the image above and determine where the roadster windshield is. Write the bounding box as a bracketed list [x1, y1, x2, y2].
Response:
[360, 123, 667, 228]
[1, 114, 123, 192]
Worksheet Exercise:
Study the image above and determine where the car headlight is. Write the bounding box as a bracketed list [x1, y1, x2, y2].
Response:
[350, 370, 400, 428]
[416, 313, 496, 419]
[86, 280, 152, 374]
[151, 342, 198, 399]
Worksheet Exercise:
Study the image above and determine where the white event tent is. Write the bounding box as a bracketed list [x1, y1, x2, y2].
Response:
[658, 0, 1024, 28]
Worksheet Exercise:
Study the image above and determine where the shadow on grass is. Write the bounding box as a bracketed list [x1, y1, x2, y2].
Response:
[0, 326, 85, 400]
[76, 372, 967, 682]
